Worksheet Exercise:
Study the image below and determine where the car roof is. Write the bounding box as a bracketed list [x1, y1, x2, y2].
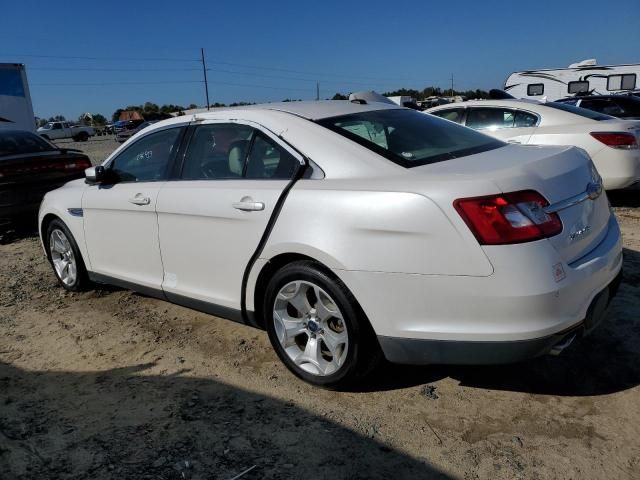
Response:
[213, 100, 401, 121]
[557, 95, 640, 101]
[429, 99, 547, 110]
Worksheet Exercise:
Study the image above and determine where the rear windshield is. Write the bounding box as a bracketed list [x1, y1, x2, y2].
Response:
[0, 131, 55, 157]
[317, 109, 504, 167]
[546, 102, 613, 121]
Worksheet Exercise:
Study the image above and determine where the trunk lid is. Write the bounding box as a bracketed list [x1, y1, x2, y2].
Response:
[0, 152, 91, 189]
[417, 143, 611, 264]
[595, 118, 640, 143]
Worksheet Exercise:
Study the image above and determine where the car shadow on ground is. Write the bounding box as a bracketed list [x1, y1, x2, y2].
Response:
[0, 362, 450, 480]
[0, 224, 38, 245]
[364, 248, 640, 397]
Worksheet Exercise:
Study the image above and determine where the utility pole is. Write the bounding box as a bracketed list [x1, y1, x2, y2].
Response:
[316, 81, 320, 101]
[450, 74, 454, 98]
[201, 48, 210, 110]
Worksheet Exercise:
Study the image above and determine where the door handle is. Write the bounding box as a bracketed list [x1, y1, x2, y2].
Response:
[507, 139, 522, 144]
[233, 196, 265, 212]
[128, 194, 151, 206]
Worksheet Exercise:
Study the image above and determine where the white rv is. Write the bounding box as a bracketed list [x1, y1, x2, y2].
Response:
[504, 59, 640, 101]
[0, 63, 35, 132]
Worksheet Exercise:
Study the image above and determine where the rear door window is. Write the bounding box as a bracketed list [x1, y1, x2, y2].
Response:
[430, 108, 465, 124]
[180, 124, 254, 180]
[466, 108, 516, 129]
[514, 110, 538, 127]
[245, 133, 298, 179]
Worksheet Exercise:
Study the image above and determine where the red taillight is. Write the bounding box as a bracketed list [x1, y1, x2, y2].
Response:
[454, 190, 562, 245]
[590, 132, 638, 149]
[0, 157, 91, 179]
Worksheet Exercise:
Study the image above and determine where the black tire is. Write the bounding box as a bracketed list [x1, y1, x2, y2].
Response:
[264, 260, 382, 389]
[45, 219, 89, 292]
[74, 131, 89, 142]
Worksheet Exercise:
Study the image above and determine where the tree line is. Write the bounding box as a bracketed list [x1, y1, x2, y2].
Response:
[331, 86, 491, 101]
[37, 85, 492, 128]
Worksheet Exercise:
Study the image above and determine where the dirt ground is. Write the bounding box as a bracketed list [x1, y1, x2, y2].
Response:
[1, 177, 640, 477]
[53, 136, 121, 166]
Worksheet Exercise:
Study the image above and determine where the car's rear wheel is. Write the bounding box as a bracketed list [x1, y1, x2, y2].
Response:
[264, 261, 381, 389]
[46, 219, 89, 291]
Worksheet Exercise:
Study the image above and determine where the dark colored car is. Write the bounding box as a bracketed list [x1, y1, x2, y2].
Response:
[112, 119, 144, 134]
[115, 121, 156, 143]
[555, 95, 640, 120]
[0, 130, 91, 230]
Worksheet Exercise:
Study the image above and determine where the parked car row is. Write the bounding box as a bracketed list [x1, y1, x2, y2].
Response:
[115, 121, 156, 143]
[427, 99, 640, 190]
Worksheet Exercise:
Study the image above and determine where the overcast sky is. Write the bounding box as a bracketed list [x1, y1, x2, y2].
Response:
[4, 0, 639, 119]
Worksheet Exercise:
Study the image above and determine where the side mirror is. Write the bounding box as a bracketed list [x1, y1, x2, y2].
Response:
[85, 165, 105, 184]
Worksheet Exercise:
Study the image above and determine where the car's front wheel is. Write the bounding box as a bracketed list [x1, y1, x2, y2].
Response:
[264, 261, 381, 388]
[46, 219, 89, 291]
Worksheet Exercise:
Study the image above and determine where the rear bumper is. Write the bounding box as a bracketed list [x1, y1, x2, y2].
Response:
[378, 271, 622, 365]
[593, 149, 640, 190]
[337, 213, 623, 364]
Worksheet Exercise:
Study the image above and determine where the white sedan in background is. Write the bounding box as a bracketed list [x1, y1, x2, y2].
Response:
[427, 99, 640, 190]
[39, 101, 622, 388]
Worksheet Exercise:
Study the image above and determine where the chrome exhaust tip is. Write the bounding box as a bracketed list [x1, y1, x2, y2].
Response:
[549, 334, 576, 356]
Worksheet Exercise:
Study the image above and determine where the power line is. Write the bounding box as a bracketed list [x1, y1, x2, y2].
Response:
[9, 52, 448, 84]
[26, 65, 437, 89]
[30, 79, 321, 92]
[28, 66, 203, 72]
[5, 53, 200, 62]
[32, 80, 204, 86]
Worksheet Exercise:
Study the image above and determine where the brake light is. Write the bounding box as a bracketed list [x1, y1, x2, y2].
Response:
[454, 190, 562, 245]
[590, 132, 638, 149]
[0, 157, 91, 179]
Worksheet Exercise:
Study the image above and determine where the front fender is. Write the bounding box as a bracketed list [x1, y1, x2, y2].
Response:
[38, 181, 90, 269]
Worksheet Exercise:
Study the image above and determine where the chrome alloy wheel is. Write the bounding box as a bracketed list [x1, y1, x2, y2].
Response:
[273, 280, 349, 376]
[49, 229, 77, 286]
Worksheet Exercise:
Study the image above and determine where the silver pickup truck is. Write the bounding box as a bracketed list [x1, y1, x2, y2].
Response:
[37, 121, 94, 142]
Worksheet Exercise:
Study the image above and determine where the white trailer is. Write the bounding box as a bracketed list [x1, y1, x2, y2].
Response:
[387, 95, 416, 107]
[504, 59, 640, 101]
[0, 63, 35, 132]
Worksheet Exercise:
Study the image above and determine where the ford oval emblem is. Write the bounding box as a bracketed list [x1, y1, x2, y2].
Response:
[586, 181, 602, 200]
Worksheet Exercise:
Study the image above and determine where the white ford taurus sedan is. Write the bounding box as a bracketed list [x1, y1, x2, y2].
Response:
[39, 100, 623, 388]
[427, 99, 640, 190]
